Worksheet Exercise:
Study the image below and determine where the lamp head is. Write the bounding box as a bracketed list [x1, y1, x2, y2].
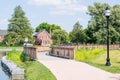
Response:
[105, 7, 110, 17]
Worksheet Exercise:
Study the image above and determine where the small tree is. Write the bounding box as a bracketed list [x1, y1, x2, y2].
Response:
[52, 29, 69, 45]
[69, 21, 87, 44]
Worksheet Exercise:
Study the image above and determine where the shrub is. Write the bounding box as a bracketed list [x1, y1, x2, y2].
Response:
[20, 53, 31, 62]
[0, 41, 6, 46]
[7, 49, 32, 63]
[7, 49, 22, 62]
[7, 49, 23, 65]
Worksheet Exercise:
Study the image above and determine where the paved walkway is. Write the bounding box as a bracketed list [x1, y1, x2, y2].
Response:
[37, 53, 120, 80]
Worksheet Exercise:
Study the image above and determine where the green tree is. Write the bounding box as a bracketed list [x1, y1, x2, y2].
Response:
[35, 22, 61, 34]
[52, 29, 69, 45]
[110, 5, 120, 43]
[69, 21, 87, 44]
[4, 5, 33, 46]
[86, 2, 120, 44]
[4, 32, 17, 46]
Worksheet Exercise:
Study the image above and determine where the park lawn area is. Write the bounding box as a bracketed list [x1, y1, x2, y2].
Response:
[75, 49, 120, 73]
[0, 46, 23, 51]
[7, 49, 57, 80]
[23, 61, 57, 80]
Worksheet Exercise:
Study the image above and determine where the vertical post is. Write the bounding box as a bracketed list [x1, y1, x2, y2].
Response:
[24, 37, 28, 55]
[105, 7, 111, 66]
[105, 17, 111, 66]
[25, 37, 28, 47]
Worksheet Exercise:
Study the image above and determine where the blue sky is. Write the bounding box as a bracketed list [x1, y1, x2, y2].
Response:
[0, 0, 120, 32]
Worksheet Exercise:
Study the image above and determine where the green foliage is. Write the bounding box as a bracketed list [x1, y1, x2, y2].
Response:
[4, 32, 17, 46]
[35, 22, 61, 33]
[7, 49, 22, 64]
[20, 53, 31, 62]
[86, 2, 120, 44]
[0, 41, 6, 46]
[52, 29, 69, 45]
[4, 5, 33, 46]
[75, 48, 105, 60]
[69, 21, 88, 44]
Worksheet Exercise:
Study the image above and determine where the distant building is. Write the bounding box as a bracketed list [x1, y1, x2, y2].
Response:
[34, 30, 53, 46]
[0, 30, 7, 42]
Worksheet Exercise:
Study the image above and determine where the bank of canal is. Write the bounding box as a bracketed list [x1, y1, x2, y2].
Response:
[0, 51, 10, 80]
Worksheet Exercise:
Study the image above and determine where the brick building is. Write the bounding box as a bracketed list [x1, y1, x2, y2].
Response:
[0, 30, 7, 42]
[34, 30, 53, 46]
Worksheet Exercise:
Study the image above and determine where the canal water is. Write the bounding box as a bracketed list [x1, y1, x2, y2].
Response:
[0, 51, 10, 80]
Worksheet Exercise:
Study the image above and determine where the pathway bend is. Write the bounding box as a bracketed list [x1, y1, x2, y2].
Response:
[37, 52, 120, 80]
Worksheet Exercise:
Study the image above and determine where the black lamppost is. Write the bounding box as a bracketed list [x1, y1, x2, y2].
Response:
[105, 7, 111, 66]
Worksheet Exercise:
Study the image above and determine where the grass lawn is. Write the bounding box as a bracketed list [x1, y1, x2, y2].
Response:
[75, 49, 120, 73]
[7, 49, 57, 80]
[0, 46, 23, 51]
[23, 61, 57, 80]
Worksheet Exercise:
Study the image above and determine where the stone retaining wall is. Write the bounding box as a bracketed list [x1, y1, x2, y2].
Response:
[1, 56, 24, 80]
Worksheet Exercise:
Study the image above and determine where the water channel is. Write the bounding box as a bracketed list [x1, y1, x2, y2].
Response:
[0, 51, 10, 80]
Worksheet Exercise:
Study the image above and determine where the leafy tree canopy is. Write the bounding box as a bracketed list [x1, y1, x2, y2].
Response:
[69, 21, 88, 44]
[86, 2, 120, 44]
[35, 22, 61, 33]
[52, 29, 69, 45]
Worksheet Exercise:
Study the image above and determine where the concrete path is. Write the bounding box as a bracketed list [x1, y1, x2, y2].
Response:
[37, 53, 120, 80]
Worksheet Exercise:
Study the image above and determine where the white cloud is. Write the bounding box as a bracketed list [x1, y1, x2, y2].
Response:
[28, 0, 78, 6]
[50, 4, 87, 15]
[28, 0, 61, 6]
[27, 0, 87, 15]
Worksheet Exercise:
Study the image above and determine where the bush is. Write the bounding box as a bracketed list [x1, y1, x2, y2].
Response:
[7, 49, 22, 62]
[20, 53, 31, 62]
[7, 49, 31, 63]
[0, 41, 6, 46]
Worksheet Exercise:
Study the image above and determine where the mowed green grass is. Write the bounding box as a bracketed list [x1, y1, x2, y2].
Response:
[75, 49, 120, 73]
[0, 46, 23, 51]
[24, 61, 57, 80]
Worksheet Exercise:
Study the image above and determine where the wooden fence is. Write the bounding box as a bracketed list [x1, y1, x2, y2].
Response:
[50, 46, 75, 59]
[76, 44, 120, 50]
[24, 46, 50, 60]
